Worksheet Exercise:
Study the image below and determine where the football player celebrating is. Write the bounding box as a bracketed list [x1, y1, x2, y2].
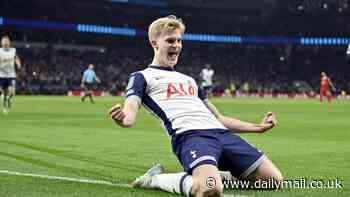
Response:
[109, 16, 282, 197]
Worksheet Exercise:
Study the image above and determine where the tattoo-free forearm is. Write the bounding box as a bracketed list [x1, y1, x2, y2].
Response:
[218, 116, 262, 133]
[121, 99, 139, 127]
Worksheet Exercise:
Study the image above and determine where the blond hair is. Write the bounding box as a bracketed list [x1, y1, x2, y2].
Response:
[1, 35, 10, 40]
[148, 15, 185, 42]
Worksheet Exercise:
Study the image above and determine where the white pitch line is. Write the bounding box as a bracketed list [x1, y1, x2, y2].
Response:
[0, 170, 130, 188]
[0, 170, 249, 197]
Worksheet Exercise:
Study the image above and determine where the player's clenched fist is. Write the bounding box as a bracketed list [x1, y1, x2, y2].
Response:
[108, 104, 126, 127]
[108, 99, 139, 128]
[257, 111, 277, 133]
[262, 111, 277, 127]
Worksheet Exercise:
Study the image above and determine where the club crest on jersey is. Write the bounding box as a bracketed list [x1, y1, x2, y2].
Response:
[190, 150, 197, 158]
[167, 83, 195, 98]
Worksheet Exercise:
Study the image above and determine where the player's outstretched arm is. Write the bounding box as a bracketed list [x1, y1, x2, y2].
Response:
[95, 75, 102, 83]
[329, 79, 336, 91]
[108, 99, 139, 128]
[204, 100, 277, 133]
[15, 55, 22, 69]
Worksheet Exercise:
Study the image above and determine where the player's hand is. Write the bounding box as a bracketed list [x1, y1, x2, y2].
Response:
[331, 85, 336, 92]
[257, 111, 277, 133]
[108, 103, 127, 127]
[262, 111, 277, 126]
[80, 83, 84, 88]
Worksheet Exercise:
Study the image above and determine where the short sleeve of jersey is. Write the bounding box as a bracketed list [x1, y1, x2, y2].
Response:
[124, 72, 146, 104]
[198, 87, 207, 101]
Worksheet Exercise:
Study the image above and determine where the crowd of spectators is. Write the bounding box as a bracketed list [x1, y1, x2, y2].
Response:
[1, 0, 349, 38]
[16, 40, 151, 95]
[14, 40, 350, 95]
[1, 0, 349, 95]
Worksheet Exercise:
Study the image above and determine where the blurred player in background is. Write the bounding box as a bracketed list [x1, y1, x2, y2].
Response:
[320, 72, 335, 103]
[200, 63, 214, 97]
[80, 64, 101, 104]
[0, 35, 21, 114]
[109, 16, 282, 197]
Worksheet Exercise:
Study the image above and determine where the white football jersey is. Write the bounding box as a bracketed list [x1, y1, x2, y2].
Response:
[0, 48, 16, 78]
[125, 65, 227, 136]
[200, 68, 214, 87]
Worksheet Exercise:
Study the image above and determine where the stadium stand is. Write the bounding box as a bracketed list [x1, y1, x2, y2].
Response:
[1, 0, 349, 96]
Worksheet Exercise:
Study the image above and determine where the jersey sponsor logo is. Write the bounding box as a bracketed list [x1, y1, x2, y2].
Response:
[167, 83, 195, 98]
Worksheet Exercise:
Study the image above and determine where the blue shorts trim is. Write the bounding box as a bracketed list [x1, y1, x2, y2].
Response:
[189, 155, 217, 169]
[240, 154, 266, 178]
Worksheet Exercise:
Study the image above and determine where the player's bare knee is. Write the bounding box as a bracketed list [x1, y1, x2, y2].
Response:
[273, 170, 284, 184]
[266, 164, 283, 182]
[202, 187, 222, 197]
[257, 158, 283, 179]
[267, 169, 284, 184]
[191, 178, 223, 197]
[192, 185, 223, 197]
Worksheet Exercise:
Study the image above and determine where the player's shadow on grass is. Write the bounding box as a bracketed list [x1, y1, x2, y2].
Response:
[0, 140, 146, 173]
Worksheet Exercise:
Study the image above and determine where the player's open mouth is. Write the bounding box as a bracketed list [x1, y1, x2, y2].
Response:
[168, 52, 178, 59]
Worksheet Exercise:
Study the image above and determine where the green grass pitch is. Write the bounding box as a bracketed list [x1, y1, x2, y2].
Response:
[0, 96, 349, 197]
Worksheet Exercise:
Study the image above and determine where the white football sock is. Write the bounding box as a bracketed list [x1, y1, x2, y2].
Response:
[150, 172, 193, 196]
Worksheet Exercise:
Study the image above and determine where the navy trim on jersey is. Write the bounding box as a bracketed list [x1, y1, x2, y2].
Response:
[198, 87, 207, 100]
[143, 94, 176, 136]
[149, 65, 175, 71]
[125, 72, 146, 100]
